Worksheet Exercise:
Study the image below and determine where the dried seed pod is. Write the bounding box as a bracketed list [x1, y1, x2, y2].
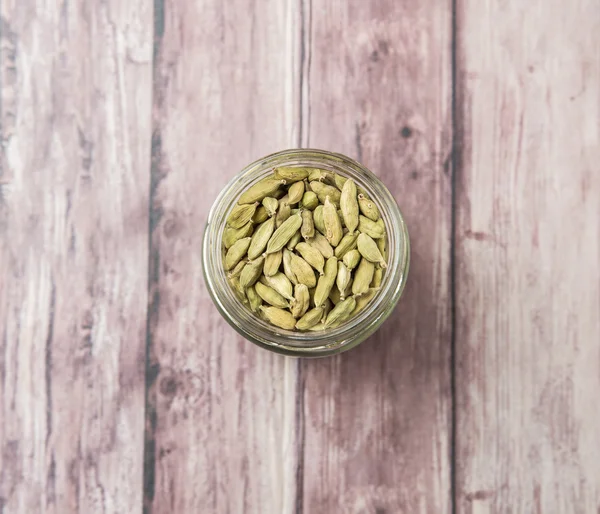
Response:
[306, 232, 334, 258]
[358, 215, 385, 239]
[239, 256, 265, 288]
[227, 202, 258, 228]
[266, 213, 303, 254]
[255, 281, 290, 309]
[263, 250, 283, 276]
[313, 205, 326, 234]
[343, 249, 361, 270]
[333, 232, 359, 259]
[290, 284, 310, 318]
[310, 181, 341, 206]
[352, 258, 375, 296]
[323, 196, 343, 247]
[324, 296, 356, 328]
[340, 179, 359, 233]
[289, 252, 317, 288]
[275, 196, 291, 227]
[287, 181, 305, 205]
[260, 306, 296, 330]
[239, 178, 284, 204]
[301, 191, 319, 210]
[246, 285, 262, 312]
[336, 262, 352, 300]
[295, 306, 325, 330]
[282, 249, 299, 285]
[224, 237, 252, 270]
[261, 272, 294, 300]
[248, 217, 275, 260]
[313, 256, 337, 307]
[295, 242, 325, 274]
[286, 230, 302, 250]
[274, 166, 310, 183]
[262, 197, 279, 216]
[223, 221, 254, 249]
[358, 193, 380, 221]
[357, 233, 387, 267]
[301, 210, 315, 239]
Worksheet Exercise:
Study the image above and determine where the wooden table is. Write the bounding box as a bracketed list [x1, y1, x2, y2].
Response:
[1, 1, 599, 513]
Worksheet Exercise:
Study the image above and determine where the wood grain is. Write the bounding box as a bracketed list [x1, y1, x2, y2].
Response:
[455, 0, 600, 512]
[0, 0, 152, 513]
[145, 0, 300, 512]
[298, 1, 453, 512]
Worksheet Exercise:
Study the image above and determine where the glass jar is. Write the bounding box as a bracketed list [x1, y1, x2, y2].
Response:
[202, 149, 410, 357]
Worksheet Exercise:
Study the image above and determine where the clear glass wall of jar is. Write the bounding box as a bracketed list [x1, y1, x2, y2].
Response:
[202, 149, 410, 357]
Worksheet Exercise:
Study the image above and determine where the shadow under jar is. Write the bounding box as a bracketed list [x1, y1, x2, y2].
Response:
[202, 149, 410, 357]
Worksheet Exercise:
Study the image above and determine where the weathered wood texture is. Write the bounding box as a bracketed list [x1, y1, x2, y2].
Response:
[0, 0, 152, 513]
[298, 2, 453, 512]
[145, 0, 300, 512]
[455, 0, 600, 512]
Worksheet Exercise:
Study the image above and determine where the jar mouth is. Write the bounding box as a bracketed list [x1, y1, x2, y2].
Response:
[202, 149, 410, 357]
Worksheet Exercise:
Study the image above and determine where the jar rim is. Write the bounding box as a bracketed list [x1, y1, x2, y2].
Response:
[202, 148, 410, 357]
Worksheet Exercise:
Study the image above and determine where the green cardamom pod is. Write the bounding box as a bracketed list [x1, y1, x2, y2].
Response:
[289, 252, 317, 288]
[340, 178, 359, 233]
[352, 257, 375, 296]
[223, 221, 254, 249]
[301, 210, 315, 240]
[313, 205, 326, 235]
[260, 306, 297, 330]
[248, 217, 275, 260]
[295, 306, 325, 330]
[357, 193, 380, 221]
[324, 296, 356, 328]
[273, 166, 310, 183]
[323, 196, 343, 246]
[342, 249, 361, 270]
[313, 256, 337, 307]
[357, 233, 387, 267]
[227, 202, 258, 229]
[261, 271, 294, 301]
[336, 262, 352, 300]
[295, 242, 325, 274]
[239, 255, 265, 288]
[358, 215, 385, 239]
[246, 285, 262, 313]
[266, 213, 303, 254]
[238, 178, 284, 204]
[300, 191, 319, 210]
[333, 232, 359, 259]
[263, 250, 283, 277]
[290, 284, 310, 318]
[262, 196, 279, 216]
[255, 281, 290, 309]
[306, 232, 334, 258]
[310, 181, 341, 206]
[287, 181, 305, 205]
[224, 237, 251, 270]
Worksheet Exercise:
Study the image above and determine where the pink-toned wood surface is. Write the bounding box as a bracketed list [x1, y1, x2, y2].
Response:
[454, 0, 600, 512]
[1, 0, 599, 513]
[0, 0, 153, 512]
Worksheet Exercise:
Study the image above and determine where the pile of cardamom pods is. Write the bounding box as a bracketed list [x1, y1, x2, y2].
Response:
[223, 167, 387, 331]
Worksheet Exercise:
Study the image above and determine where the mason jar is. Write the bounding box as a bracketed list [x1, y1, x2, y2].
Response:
[202, 149, 410, 357]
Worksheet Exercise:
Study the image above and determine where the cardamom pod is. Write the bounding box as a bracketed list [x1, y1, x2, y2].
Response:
[352, 257, 375, 296]
[358, 215, 385, 239]
[352, 288, 378, 316]
[306, 232, 334, 258]
[262, 196, 279, 216]
[238, 178, 284, 204]
[282, 249, 299, 285]
[343, 249, 361, 270]
[313, 256, 337, 307]
[289, 252, 317, 288]
[266, 213, 303, 254]
[275, 196, 291, 227]
[255, 281, 290, 309]
[252, 205, 269, 224]
[239, 255, 264, 288]
[310, 181, 341, 206]
[301, 209, 315, 239]
[224, 237, 251, 270]
[260, 306, 297, 330]
[286, 229, 302, 250]
[248, 217, 275, 260]
[227, 202, 258, 229]
[357, 233, 387, 267]
[333, 232, 359, 259]
[336, 262, 352, 300]
[371, 267, 383, 288]
[321, 298, 333, 323]
[334, 173, 347, 191]
[329, 286, 341, 305]
[358, 193, 380, 221]
[223, 221, 254, 249]
[337, 209, 346, 227]
[263, 250, 283, 277]
[313, 205, 326, 235]
[323, 196, 343, 246]
[287, 181, 305, 205]
[227, 259, 247, 279]
[228, 276, 246, 301]
[295, 242, 325, 274]
[308, 169, 331, 182]
[295, 306, 325, 330]
[290, 284, 310, 318]
[324, 296, 356, 328]
[301, 191, 318, 210]
[376, 236, 386, 259]
[274, 166, 310, 183]
[261, 272, 294, 300]
[246, 285, 262, 312]
[340, 178, 359, 233]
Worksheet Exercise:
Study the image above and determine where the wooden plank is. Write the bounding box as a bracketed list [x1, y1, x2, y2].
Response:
[145, 1, 300, 512]
[455, 0, 600, 512]
[0, 0, 152, 513]
[298, 2, 453, 512]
